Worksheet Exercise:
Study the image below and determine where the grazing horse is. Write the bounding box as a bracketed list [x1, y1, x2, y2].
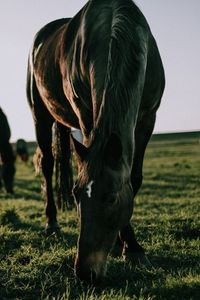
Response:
[16, 139, 29, 162]
[0, 108, 15, 193]
[27, 0, 165, 282]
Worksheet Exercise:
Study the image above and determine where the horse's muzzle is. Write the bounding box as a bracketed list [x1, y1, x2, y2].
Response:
[75, 264, 98, 283]
[74, 252, 107, 284]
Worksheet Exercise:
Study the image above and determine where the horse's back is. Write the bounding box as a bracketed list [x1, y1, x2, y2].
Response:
[139, 34, 165, 120]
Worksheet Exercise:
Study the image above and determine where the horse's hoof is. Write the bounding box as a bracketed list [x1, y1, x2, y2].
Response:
[123, 251, 152, 267]
[45, 222, 61, 236]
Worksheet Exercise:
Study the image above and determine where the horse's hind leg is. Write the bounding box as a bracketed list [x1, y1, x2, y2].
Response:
[27, 63, 59, 233]
[120, 113, 156, 265]
[35, 117, 59, 232]
[32, 102, 59, 233]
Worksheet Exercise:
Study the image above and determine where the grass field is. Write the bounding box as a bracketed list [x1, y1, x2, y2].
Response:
[0, 132, 200, 300]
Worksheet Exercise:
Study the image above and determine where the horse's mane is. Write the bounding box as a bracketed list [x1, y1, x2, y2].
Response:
[82, 0, 149, 181]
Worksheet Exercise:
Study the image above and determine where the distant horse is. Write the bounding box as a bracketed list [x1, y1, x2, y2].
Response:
[16, 139, 29, 162]
[27, 0, 165, 282]
[0, 108, 15, 193]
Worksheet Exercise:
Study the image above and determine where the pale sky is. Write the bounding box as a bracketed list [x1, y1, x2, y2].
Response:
[0, 0, 199, 142]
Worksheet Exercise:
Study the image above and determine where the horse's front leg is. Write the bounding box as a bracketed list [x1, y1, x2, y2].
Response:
[119, 113, 156, 266]
[119, 224, 151, 266]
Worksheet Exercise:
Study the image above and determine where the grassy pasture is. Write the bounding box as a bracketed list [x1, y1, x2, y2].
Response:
[0, 132, 200, 299]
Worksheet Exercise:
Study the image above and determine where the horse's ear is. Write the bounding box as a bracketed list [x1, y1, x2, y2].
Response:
[71, 135, 88, 163]
[104, 133, 123, 168]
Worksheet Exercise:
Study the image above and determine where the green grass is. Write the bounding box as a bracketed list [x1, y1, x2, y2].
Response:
[1, 133, 200, 299]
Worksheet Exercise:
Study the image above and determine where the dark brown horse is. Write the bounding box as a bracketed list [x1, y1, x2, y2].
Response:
[27, 0, 165, 282]
[0, 108, 15, 193]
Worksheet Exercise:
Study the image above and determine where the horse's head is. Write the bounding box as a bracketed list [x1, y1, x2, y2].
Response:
[72, 133, 133, 282]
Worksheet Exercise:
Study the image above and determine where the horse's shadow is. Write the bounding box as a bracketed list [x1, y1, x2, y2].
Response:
[14, 177, 42, 200]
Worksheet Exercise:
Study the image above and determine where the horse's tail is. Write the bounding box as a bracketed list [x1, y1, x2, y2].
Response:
[32, 146, 42, 176]
[53, 122, 74, 211]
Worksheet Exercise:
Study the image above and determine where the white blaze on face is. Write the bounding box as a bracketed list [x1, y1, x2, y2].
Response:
[86, 180, 94, 198]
